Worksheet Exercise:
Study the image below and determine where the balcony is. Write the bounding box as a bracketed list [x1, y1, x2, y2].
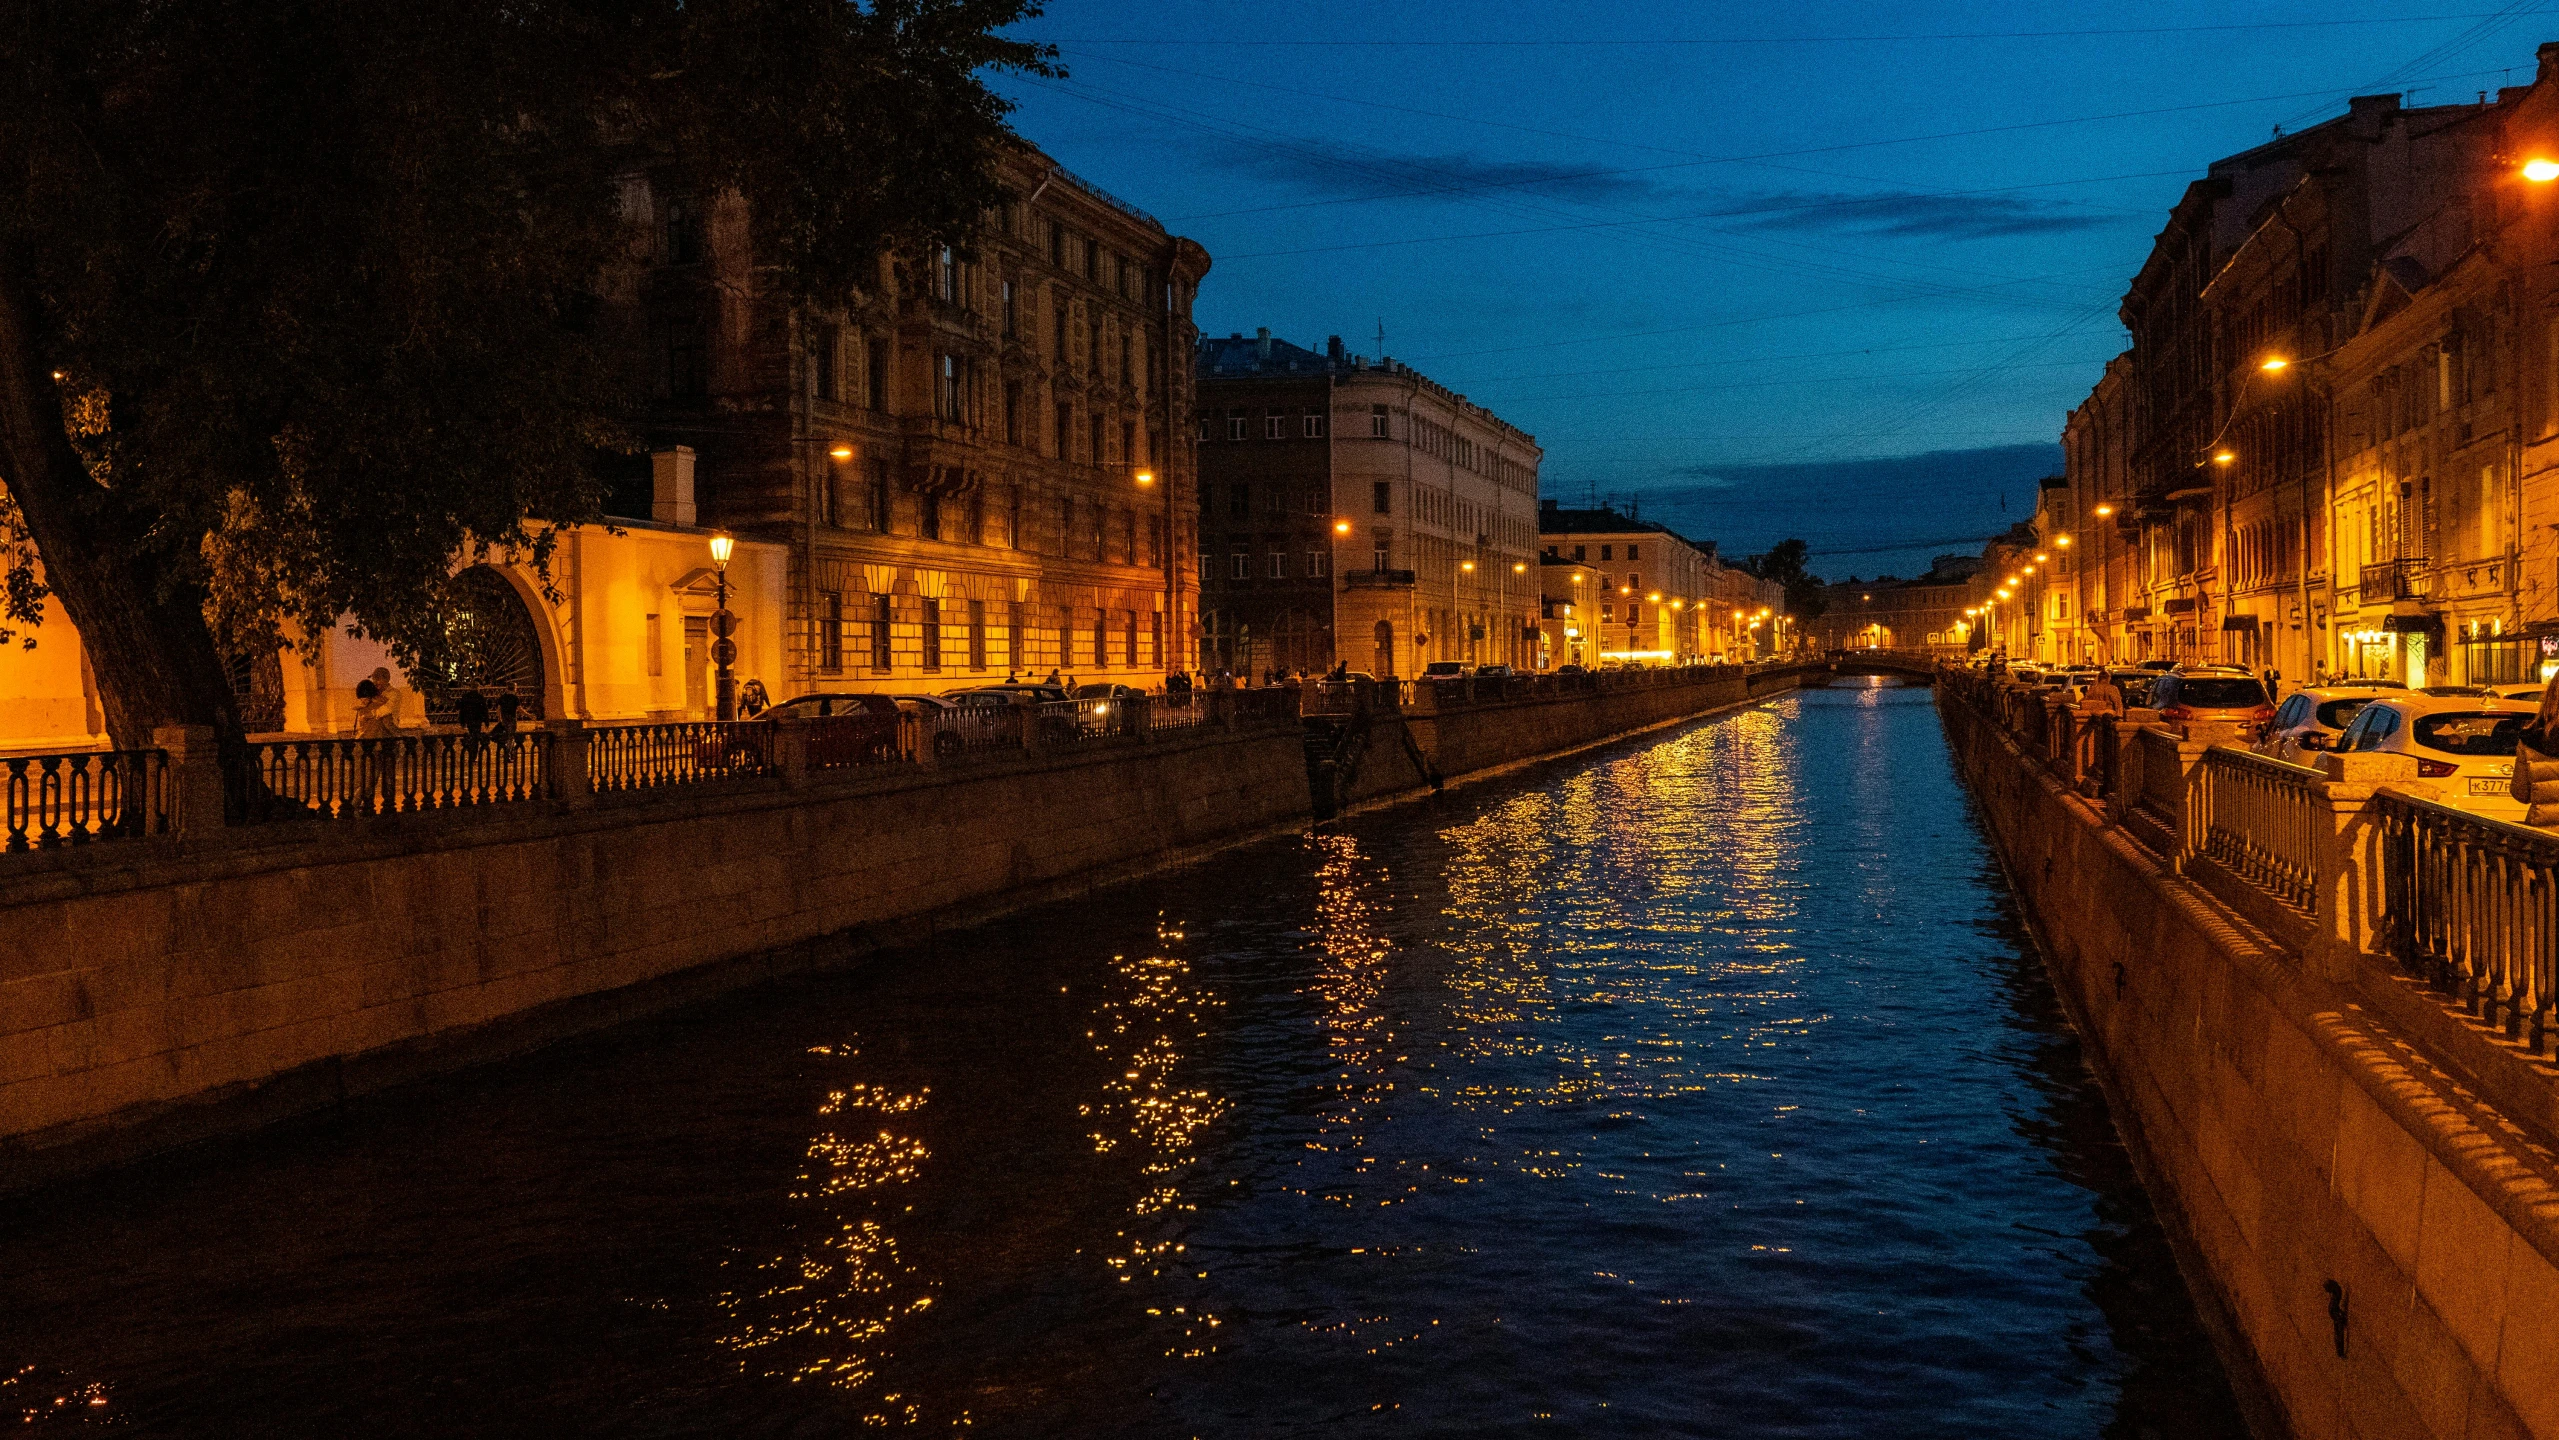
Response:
[2359, 558, 2432, 603]
[1342, 569, 1416, 590]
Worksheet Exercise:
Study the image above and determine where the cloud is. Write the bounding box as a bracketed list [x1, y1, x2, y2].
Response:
[1728, 191, 2120, 239]
[1198, 135, 1688, 206]
[1628, 443, 2064, 579]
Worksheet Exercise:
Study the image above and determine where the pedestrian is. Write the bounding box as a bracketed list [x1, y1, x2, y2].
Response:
[1044, 667, 1062, 689]
[740, 678, 770, 718]
[495, 690, 520, 736]
[2513, 675, 2559, 827]
[455, 686, 490, 742]
[2079, 670, 2124, 719]
[352, 670, 402, 815]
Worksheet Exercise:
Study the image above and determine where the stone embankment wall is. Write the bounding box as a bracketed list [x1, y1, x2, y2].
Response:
[1940, 689, 2559, 1440]
[0, 668, 1796, 1191]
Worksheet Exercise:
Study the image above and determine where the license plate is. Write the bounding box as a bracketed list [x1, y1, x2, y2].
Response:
[2468, 777, 2507, 796]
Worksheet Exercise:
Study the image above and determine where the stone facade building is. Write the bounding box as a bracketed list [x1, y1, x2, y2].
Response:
[618, 142, 1212, 694]
[1534, 503, 1748, 665]
[1194, 331, 1541, 678]
[1817, 555, 1981, 657]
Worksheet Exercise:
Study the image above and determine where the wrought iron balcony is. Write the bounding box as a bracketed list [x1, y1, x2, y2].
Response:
[2359, 558, 2431, 603]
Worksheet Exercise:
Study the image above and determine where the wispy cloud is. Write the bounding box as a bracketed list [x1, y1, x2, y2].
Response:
[1193, 134, 2121, 239]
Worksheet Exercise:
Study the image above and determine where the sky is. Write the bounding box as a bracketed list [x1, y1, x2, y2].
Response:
[988, 1, 2559, 579]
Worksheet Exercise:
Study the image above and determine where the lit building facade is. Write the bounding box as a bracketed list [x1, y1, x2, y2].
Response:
[1535, 502, 1764, 665]
[1195, 331, 1541, 677]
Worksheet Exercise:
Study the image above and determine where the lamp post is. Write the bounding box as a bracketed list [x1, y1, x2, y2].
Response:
[708, 532, 738, 722]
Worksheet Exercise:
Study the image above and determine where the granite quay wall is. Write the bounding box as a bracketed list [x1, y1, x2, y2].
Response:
[1941, 672, 2559, 1440]
[0, 665, 1799, 1192]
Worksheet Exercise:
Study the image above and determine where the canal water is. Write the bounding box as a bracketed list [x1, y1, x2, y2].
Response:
[2, 681, 2246, 1437]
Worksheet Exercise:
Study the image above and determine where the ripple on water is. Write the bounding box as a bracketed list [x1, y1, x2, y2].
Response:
[0, 681, 2244, 1437]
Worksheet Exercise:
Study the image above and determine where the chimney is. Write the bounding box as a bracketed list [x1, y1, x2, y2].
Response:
[2347, 92, 2401, 139]
[652, 446, 696, 527]
[2541, 41, 2559, 84]
[1327, 335, 1345, 363]
[1256, 326, 1272, 362]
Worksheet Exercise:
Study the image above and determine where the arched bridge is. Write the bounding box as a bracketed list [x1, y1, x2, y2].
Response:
[1806, 649, 1944, 684]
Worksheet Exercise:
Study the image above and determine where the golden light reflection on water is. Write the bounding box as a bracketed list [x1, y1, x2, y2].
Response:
[715, 1043, 951, 1426]
[1419, 701, 1822, 1184]
[1083, 920, 1231, 1358]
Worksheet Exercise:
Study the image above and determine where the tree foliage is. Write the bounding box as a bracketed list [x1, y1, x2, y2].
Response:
[1744, 537, 1827, 622]
[0, 0, 1051, 740]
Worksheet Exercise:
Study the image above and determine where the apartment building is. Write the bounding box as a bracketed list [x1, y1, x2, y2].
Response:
[1534, 503, 1747, 665]
[617, 141, 1213, 697]
[1194, 330, 1541, 677]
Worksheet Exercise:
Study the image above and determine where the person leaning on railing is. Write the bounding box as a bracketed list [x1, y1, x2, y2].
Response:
[2511, 675, 2559, 827]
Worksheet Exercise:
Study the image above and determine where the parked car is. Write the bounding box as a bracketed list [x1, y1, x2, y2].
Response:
[2105, 670, 2160, 708]
[1073, 682, 1147, 735]
[2256, 685, 2401, 764]
[1474, 664, 1516, 678]
[888, 695, 970, 757]
[700, 691, 902, 770]
[1421, 661, 1466, 679]
[2151, 667, 2276, 732]
[2497, 685, 2549, 705]
[945, 684, 1078, 743]
[2333, 694, 2539, 821]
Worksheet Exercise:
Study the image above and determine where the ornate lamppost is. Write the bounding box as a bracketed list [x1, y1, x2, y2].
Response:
[708, 532, 738, 721]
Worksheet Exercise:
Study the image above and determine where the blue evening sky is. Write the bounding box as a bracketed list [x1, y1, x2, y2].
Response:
[991, 2, 2556, 579]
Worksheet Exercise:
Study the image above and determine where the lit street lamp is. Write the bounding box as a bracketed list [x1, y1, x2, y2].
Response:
[708, 532, 738, 722]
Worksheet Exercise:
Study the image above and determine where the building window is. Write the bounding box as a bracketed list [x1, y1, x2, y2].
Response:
[1265, 412, 1285, 440]
[1001, 279, 1017, 338]
[1048, 219, 1064, 267]
[867, 461, 892, 533]
[819, 592, 844, 671]
[1091, 413, 1105, 466]
[937, 245, 957, 303]
[1004, 381, 1022, 447]
[1372, 532, 1391, 572]
[1123, 610, 1138, 666]
[1629, 571, 1640, 591]
[870, 593, 894, 670]
[1054, 304, 1069, 363]
[1572, 545, 1585, 561]
[1304, 412, 1327, 438]
[1196, 415, 1213, 442]
[1055, 401, 1073, 459]
[1151, 611, 1163, 666]
[1085, 240, 1100, 283]
[922, 597, 943, 670]
[919, 490, 941, 541]
[968, 598, 988, 670]
[967, 489, 985, 545]
[1232, 552, 1249, 580]
[866, 338, 889, 411]
[1120, 334, 1133, 386]
[664, 321, 706, 400]
[646, 613, 662, 676]
[1269, 551, 1286, 579]
[1230, 484, 1250, 518]
[1149, 516, 1165, 569]
[1008, 485, 1023, 549]
[936, 353, 966, 422]
[1371, 403, 1390, 438]
[1007, 599, 1025, 669]
[1627, 543, 1640, 560]
[812, 323, 840, 401]
[1373, 481, 1392, 515]
[1600, 545, 1612, 561]
[1121, 420, 1135, 468]
[1060, 496, 1073, 554]
[663, 196, 703, 265]
[1227, 412, 1246, 442]
[1308, 550, 1329, 577]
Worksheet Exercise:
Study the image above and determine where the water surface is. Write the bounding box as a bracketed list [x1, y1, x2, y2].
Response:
[1, 680, 2244, 1436]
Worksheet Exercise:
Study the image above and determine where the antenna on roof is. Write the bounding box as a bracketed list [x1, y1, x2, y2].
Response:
[1374, 317, 1386, 362]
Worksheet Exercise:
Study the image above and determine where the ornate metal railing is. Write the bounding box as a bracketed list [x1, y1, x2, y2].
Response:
[243, 732, 550, 821]
[588, 722, 770, 792]
[2376, 791, 2559, 1053]
[2, 748, 170, 851]
[2195, 746, 2324, 912]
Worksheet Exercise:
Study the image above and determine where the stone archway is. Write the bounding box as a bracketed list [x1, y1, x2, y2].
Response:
[422, 565, 548, 724]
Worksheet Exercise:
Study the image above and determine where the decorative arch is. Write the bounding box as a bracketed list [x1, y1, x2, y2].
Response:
[421, 565, 554, 723]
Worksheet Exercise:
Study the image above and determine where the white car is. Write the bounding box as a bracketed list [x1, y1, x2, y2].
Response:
[2497, 685, 2549, 706]
[2332, 694, 2538, 821]
[2256, 684, 2405, 764]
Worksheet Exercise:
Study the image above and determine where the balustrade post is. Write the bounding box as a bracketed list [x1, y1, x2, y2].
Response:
[2307, 752, 2420, 982]
[545, 719, 593, 810]
[153, 725, 232, 844]
[770, 715, 813, 787]
[1019, 705, 1046, 755]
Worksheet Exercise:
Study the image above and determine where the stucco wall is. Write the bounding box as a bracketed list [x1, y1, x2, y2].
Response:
[1941, 692, 2559, 1440]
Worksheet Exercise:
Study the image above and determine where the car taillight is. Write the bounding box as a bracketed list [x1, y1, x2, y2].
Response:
[2161, 704, 2194, 722]
[2248, 705, 2275, 724]
[2416, 758, 2457, 778]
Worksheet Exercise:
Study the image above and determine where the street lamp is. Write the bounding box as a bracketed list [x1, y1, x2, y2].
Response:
[1135, 469, 1155, 487]
[2525, 158, 2559, 182]
[707, 532, 738, 722]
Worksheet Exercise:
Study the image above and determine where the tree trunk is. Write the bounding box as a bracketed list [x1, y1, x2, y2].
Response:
[0, 251, 246, 762]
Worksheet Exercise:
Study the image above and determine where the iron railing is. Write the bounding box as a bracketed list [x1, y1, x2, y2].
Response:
[242, 732, 550, 821]
[588, 722, 770, 793]
[2195, 746, 2325, 912]
[2376, 790, 2559, 1054]
[2, 748, 170, 851]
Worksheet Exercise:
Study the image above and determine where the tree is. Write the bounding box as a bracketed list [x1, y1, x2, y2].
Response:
[1744, 538, 1828, 623]
[0, 0, 1050, 756]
